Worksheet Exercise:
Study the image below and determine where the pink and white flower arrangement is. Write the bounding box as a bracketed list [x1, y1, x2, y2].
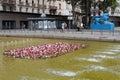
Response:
[3, 42, 86, 60]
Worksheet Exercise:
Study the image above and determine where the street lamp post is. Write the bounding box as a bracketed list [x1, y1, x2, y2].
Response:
[42, 0, 45, 13]
[85, 0, 89, 29]
[67, 14, 73, 30]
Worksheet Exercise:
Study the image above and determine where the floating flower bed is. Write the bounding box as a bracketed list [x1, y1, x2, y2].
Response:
[3, 42, 86, 59]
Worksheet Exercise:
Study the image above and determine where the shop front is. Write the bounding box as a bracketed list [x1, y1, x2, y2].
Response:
[27, 17, 56, 30]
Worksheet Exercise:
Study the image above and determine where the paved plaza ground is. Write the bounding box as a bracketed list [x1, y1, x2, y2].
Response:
[0, 27, 120, 42]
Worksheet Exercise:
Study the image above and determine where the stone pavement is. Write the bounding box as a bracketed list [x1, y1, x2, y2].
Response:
[0, 27, 120, 42]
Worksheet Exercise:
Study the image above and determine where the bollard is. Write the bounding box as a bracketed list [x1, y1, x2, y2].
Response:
[112, 30, 114, 36]
[100, 30, 103, 35]
[91, 30, 93, 35]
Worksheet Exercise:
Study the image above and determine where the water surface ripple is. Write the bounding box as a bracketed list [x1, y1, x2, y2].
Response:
[0, 37, 120, 80]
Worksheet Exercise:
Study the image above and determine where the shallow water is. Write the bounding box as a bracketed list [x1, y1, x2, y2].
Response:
[0, 37, 120, 80]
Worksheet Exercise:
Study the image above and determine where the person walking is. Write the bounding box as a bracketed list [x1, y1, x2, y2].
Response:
[61, 22, 67, 32]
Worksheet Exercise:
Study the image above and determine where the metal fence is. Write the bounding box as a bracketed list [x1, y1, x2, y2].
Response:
[0, 29, 120, 36]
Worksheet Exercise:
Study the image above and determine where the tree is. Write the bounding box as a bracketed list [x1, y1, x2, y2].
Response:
[99, 0, 117, 11]
[79, 0, 117, 13]
[65, 0, 117, 28]
[65, 0, 81, 26]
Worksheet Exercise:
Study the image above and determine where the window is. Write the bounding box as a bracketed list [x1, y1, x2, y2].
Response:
[26, 0, 28, 3]
[38, 0, 39, 3]
[19, 7, 22, 12]
[10, 6, 13, 12]
[2, 21, 16, 29]
[37, 9, 40, 13]
[26, 8, 28, 12]
[32, 8, 34, 13]
[59, 3, 61, 9]
[3, 5, 6, 11]
[58, 12, 61, 15]
[32, 0, 34, 4]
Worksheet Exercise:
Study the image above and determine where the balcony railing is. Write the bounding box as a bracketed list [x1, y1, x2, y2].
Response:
[49, 6, 57, 10]
[18, 2, 37, 7]
[0, 0, 8, 3]
[1, 0, 16, 4]
[18, 1, 23, 6]
[9, 0, 15, 4]
[26, 2, 30, 7]
[38, 4, 46, 9]
[38, 4, 42, 8]
[32, 3, 36, 7]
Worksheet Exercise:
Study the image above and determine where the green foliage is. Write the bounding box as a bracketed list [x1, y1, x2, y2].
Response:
[64, 0, 118, 27]
[65, 0, 118, 12]
[65, 0, 79, 8]
[99, 0, 118, 10]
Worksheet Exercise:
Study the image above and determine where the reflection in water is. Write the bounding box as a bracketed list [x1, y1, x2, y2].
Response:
[93, 54, 115, 59]
[46, 69, 77, 77]
[109, 49, 120, 52]
[85, 65, 106, 71]
[84, 65, 120, 76]
[74, 57, 101, 62]
[20, 76, 40, 80]
[20, 76, 29, 80]
[111, 45, 120, 47]
[45, 68, 94, 77]
[100, 51, 117, 54]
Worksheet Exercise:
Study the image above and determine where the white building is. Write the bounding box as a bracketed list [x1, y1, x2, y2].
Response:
[0, 0, 72, 15]
[0, 0, 72, 29]
[109, 0, 120, 26]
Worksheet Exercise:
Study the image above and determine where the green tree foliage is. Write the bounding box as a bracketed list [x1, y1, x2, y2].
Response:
[65, 0, 117, 13]
[65, 0, 118, 28]
[98, 0, 118, 11]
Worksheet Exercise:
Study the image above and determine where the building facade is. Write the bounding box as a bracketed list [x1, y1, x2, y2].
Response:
[0, 0, 72, 29]
[110, 0, 120, 27]
[0, 0, 120, 29]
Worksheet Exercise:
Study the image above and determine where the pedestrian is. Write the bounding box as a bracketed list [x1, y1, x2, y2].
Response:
[80, 22, 83, 29]
[22, 23, 25, 29]
[61, 22, 67, 32]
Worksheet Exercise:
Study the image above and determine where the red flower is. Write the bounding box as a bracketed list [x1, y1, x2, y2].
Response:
[3, 42, 86, 60]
